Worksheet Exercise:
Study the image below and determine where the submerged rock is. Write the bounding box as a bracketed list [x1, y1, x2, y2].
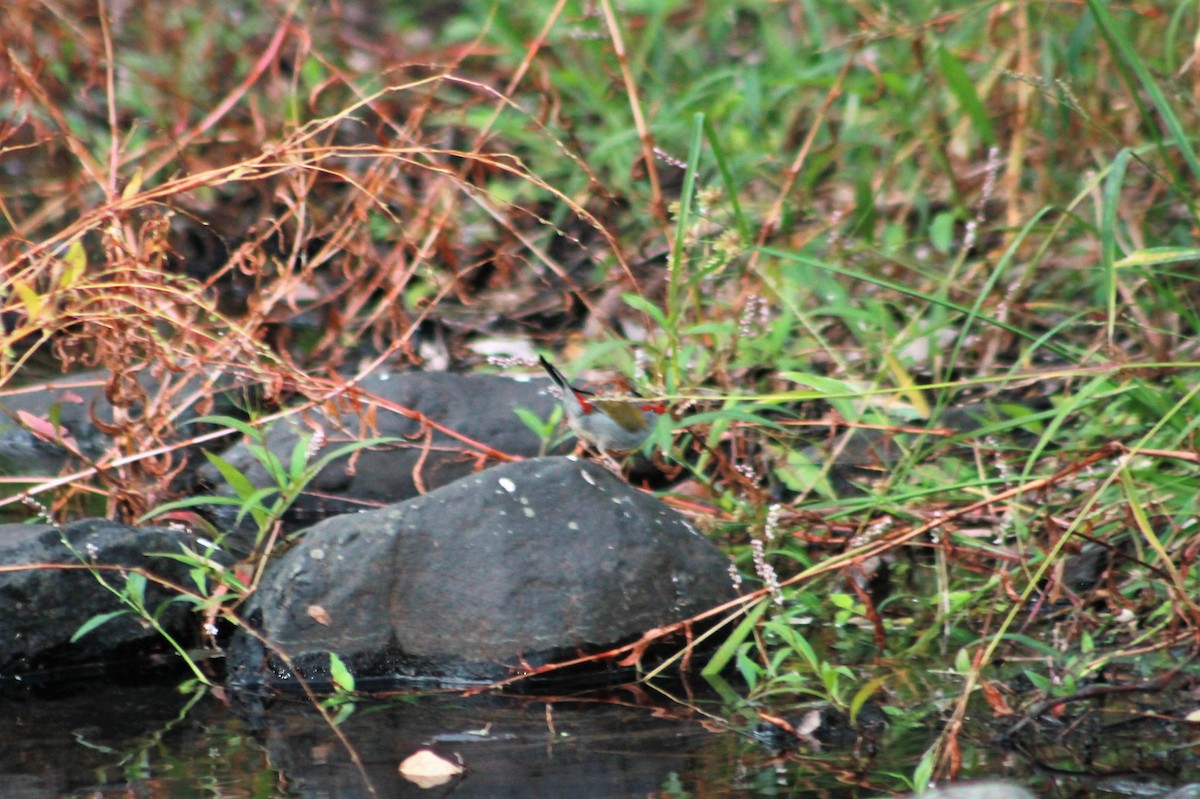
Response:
[227, 456, 737, 688]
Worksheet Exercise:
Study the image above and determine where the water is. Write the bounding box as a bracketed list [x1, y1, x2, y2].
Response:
[0, 675, 901, 798]
[3, 673, 1198, 798]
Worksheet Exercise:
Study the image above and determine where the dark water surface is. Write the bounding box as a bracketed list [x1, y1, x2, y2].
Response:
[3, 674, 1199, 798]
[0, 675, 905, 798]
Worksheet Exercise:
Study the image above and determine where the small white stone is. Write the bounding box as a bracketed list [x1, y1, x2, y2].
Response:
[310, 548, 327, 560]
[580, 469, 596, 486]
[498, 477, 517, 493]
[523, 507, 535, 518]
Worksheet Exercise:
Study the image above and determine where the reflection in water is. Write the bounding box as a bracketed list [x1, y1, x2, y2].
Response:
[2, 673, 1121, 798]
[0, 678, 770, 798]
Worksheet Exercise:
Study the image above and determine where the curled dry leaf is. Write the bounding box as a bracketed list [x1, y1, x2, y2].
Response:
[306, 604, 331, 625]
[398, 749, 464, 788]
[16, 410, 81, 451]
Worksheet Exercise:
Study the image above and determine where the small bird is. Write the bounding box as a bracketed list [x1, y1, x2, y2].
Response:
[539, 355, 667, 457]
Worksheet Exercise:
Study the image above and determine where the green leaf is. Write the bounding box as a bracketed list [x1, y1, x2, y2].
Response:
[621, 292, 670, 329]
[329, 652, 356, 693]
[306, 437, 397, 479]
[848, 674, 889, 726]
[71, 610, 129, 642]
[245, 442, 287, 486]
[775, 449, 835, 499]
[1114, 246, 1200, 268]
[187, 414, 264, 439]
[702, 115, 750, 239]
[1086, 0, 1200, 186]
[776, 372, 859, 396]
[769, 621, 819, 672]
[330, 702, 356, 726]
[202, 450, 258, 501]
[1024, 669, 1051, 692]
[929, 211, 957, 254]
[189, 566, 208, 594]
[936, 45, 997, 146]
[828, 593, 855, 611]
[513, 406, 557, 440]
[1101, 148, 1130, 343]
[234, 486, 279, 528]
[124, 572, 147, 605]
[760, 240, 1074, 359]
[289, 433, 313, 480]
[13, 281, 44, 320]
[912, 749, 936, 795]
[60, 240, 88, 289]
[139, 494, 245, 523]
[734, 645, 763, 688]
[702, 597, 769, 676]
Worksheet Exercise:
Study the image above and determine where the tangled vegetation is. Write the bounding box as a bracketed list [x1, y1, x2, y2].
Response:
[3, 0, 1199, 790]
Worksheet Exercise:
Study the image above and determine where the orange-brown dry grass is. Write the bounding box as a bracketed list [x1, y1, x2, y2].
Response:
[0, 0, 668, 519]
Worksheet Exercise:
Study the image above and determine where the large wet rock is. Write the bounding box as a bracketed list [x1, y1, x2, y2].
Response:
[0, 518, 213, 678]
[227, 456, 737, 688]
[199, 370, 565, 524]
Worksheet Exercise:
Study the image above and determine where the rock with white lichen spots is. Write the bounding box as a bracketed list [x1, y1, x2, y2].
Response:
[226, 456, 737, 689]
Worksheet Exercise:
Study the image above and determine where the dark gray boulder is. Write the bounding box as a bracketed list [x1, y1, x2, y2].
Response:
[227, 456, 737, 688]
[199, 370, 566, 523]
[0, 518, 211, 678]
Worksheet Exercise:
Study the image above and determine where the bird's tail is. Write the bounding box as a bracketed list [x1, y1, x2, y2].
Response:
[538, 355, 570, 390]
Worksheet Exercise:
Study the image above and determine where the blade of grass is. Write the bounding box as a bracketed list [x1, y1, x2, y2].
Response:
[702, 116, 750, 240]
[759, 245, 1078, 361]
[701, 595, 770, 677]
[1101, 149, 1132, 347]
[936, 45, 997, 147]
[665, 112, 707, 387]
[1085, 0, 1200, 193]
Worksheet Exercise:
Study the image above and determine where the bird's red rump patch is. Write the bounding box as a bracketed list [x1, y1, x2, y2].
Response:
[573, 389, 664, 416]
